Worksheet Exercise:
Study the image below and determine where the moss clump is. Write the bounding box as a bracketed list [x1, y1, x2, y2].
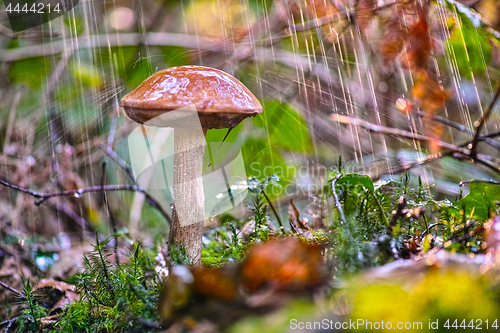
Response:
[13, 235, 163, 333]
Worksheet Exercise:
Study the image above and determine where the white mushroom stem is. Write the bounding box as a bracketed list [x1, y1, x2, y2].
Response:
[170, 126, 206, 264]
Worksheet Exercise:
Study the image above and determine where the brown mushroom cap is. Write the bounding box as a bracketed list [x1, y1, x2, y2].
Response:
[120, 65, 263, 129]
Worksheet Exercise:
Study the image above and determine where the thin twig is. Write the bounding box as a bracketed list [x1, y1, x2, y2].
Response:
[332, 114, 471, 154]
[415, 111, 500, 151]
[370, 190, 389, 227]
[470, 84, 500, 158]
[385, 144, 500, 178]
[421, 223, 447, 237]
[262, 190, 285, 234]
[99, 144, 172, 225]
[416, 112, 471, 134]
[0, 280, 23, 296]
[0, 179, 146, 204]
[102, 161, 119, 266]
[107, 101, 119, 151]
[459, 179, 500, 186]
[0, 24, 60, 38]
[333, 114, 500, 176]
[0, 316, 18, 333]
[99, 144, 135, 180]
[47, 202, 91, 230]
[331, 174, 347, 224]
[222, 8, 285, 71]
[0, 32, 221, 62]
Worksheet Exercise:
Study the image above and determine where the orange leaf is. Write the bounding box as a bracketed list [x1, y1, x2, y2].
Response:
[191, 266, 239, 301]
[241, 237, 324, 292]
[380, 17, 406, 68]
[411, 70, 451, 114]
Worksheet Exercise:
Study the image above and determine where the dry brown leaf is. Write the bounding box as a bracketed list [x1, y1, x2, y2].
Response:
[356, 0, 377, 34]
[288, 199, 314, 239]
[380, 16, 406, 69]
[305, 0, 338, 18]
[411, 70, 451, 114]
[241, 237, 324, 293]
[401, 5, 432, 70]
[34, 279, 80, 315]
[474, 0, 500, 31]
[191, 266, 239, 301]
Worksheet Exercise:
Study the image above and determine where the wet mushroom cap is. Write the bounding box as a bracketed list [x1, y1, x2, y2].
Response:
[120, 65, 263, 129]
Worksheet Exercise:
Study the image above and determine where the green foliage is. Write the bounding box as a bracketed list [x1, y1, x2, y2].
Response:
[201, 223, 246, 266]
[445, 5, 492, 79]
[242, 138, 287, 177]
[9, 57, 51, 89]
[201, 176, 279, 266]
[248, 0, 274, 14]
[253, 100, 311, 152]
[242, 101, 313, 198]
[350, 272, 500, 332]
[53, 239, 161, 333]
[124, 57, 154, 90]
[161, 46, 191, 67]
[69, 61, 104, 88]
[15, 280, 48, 333]
[456, 181, 500, 220]
[229, 300, 318, 333]
[63, 14, 85, 35]
[335, 173, 375, 192]
[323, 170, 473, 274]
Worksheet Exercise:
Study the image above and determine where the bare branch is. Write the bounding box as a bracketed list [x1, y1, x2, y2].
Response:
[102, 161, 119, 266]
[262, 190, 285, 234]
[332, 114, 471, 155]
[470, 83, 500, 158]
[0, 32, 222, 62]
[333, 114, 500, 177]
[0, 24, 60, 39]
[47, 202, 90, 230]
[459, 179, 500, 186]
[415, 111, 500, 151]
[0, 34, 338, 84]
[99, 144, 172, 225]
[0, 280, 23, 297]
[0, 179, 146, 204]
[331, 173, 347, 225]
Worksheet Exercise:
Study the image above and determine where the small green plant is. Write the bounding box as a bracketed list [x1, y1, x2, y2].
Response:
[9, 171, 497, 332]
[201, 223, 246, 266]
[15, 279, 48, 333]
[248, 175, 280, 242]
[52, 237, 161, 332]
[200, 176, 279, 266]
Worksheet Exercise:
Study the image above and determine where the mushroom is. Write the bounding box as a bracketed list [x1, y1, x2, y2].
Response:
[120, 65, 262, 264]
